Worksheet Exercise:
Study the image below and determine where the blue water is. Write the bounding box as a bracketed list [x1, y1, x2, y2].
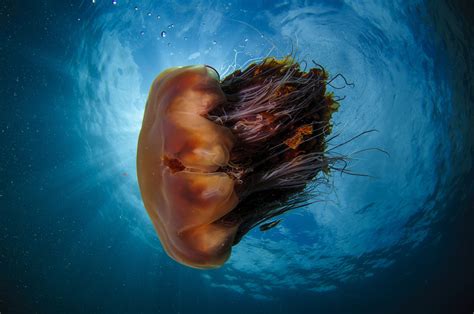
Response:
[1, 1, 473, 313]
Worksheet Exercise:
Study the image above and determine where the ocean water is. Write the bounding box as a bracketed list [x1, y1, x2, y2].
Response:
[1, 0, 473, 313]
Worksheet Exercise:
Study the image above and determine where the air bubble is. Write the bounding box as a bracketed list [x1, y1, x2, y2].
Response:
[112, 0, 117, 5]
[147, 12, 152, 17]
[167, 24, 174, 29]
[161, 31, 167, 38]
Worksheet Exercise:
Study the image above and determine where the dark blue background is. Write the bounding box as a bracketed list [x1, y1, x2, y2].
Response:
[1, 1, 473, 313]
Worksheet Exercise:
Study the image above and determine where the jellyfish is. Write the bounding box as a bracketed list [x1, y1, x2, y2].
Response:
[137, 57, 344, 269]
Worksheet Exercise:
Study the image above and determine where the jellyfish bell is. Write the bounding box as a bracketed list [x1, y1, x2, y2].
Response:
[137, 58, 341, 269]
[137, 65, 240, 268]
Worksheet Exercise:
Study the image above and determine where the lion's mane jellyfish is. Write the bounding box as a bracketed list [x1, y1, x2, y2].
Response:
[137, 57, 343, 269]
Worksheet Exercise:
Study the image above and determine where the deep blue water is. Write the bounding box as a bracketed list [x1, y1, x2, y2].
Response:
[1, 1, 473, 313]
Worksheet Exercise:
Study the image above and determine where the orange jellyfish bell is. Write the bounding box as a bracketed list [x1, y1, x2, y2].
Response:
[137, 65, 241, 268]
[137, 58, 342, 269]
